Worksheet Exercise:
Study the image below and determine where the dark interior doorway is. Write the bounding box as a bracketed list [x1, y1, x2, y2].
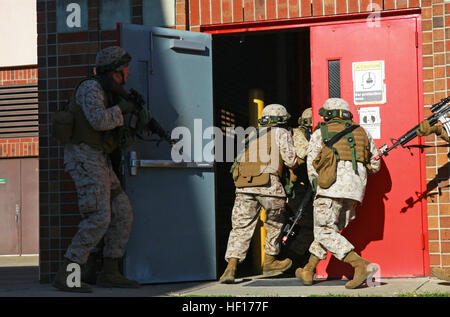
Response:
[212, 28, 313, 277]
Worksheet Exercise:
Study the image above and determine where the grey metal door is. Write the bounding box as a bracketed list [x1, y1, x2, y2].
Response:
[0, 158, 39, 256]
[120, 24, 216, 283]
[0, 160, 21, 255]
[20, 158, 39, 255]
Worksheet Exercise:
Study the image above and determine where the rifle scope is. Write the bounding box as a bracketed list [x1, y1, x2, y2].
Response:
[431, 96, 450, 113]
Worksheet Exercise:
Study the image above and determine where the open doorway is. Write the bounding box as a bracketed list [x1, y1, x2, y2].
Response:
[212, 28, 312, 277]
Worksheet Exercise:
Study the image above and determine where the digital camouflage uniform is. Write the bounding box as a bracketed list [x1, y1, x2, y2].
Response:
[226, 126, 298, 261]
[279, 108, 315, 264]
[306, 99, 381, 261]
[294, 99, 380, 289]
[289, 108, 313, 213]
[292, 127, 309, 163]
[53, 46, 143, 292]
[64, 46, 135, 266]
[63, 79, 132, 265]
[220, 104, 298, 284]
[292, 107, 312, 165]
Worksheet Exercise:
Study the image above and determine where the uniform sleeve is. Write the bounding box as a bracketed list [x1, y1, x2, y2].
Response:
[436, 125, 450, 142]
[440, 130, 450, 142]
[292, 128, 309, 162]
[275, 128, 298, 169]
[76, 80, 124, 131]
[306, 130, 323, 182]
[364, 127, 381, 174]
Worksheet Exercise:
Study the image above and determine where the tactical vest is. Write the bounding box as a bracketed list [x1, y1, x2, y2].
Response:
[69, 79, 119, 154]
[233, 128, 284, 188]
[319, 119, 370, 170]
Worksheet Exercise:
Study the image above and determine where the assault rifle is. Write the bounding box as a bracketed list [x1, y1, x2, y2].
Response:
[378, 96, 450, 158]
[124, 88, 176, 146]
[280, 186, 314, 246]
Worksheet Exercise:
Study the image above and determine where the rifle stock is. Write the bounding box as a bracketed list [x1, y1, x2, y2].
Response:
[280, 186, 314, 246]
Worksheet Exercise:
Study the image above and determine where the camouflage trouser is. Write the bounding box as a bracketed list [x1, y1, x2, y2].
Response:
[64, 155, 133, 265]
[225, 193, 286, 262]
[309, 196, 356, 261]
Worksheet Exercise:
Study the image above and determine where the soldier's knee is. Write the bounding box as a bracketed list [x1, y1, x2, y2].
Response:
[94, 210, 112, 232]
[111, 187, 124, 201]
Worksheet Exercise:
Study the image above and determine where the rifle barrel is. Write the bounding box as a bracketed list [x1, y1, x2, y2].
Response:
[430, 97, 450, 113]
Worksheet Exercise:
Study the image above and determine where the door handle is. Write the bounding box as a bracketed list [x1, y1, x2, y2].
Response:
[129, 151, 213, 176]
[169, 39, 207, 52]
[150, 32, 183, 74]
[15, 204, 19, 223]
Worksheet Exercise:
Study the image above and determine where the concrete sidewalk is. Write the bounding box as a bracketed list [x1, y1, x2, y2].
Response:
[0, 266, 449, 297]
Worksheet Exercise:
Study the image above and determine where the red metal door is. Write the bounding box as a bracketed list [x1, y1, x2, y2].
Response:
[310, 15, 427, 277]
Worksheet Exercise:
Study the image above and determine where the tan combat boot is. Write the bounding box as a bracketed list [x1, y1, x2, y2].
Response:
[343, 251, 378, 289]
[431, 268, 450, 282]
[219, 258, 238, 284]
[262, 254, 292, 277]
[97, 258, 140, 288]
[295, 254, 319, 286]
[52, 258, 93, 293]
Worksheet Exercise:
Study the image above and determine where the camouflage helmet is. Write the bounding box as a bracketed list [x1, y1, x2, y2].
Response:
[259, 104, 290, 126]
[298, 107, 312, 126]
[322, 98, 350, 111]
[95, 46, 132, 74]
[262, 104, 289, 117]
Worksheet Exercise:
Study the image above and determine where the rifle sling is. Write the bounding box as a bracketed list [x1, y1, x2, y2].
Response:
[405, 144, 450, 151]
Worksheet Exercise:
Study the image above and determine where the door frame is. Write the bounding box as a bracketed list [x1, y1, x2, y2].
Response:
[202, 8, 429, 276]
[201, 8, 421, 34]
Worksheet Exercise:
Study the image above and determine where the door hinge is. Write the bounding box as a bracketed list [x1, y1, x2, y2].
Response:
[421, 233, 426, 250]
[415, 31, 418, 48]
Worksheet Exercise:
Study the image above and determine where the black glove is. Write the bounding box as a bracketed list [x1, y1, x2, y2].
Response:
[118, 99, 137, 114]
[148, 118, 167, 138]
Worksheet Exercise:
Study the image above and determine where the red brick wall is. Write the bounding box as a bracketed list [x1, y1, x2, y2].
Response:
[177, 0, 450, 270]
[0, 66, 37, 86]
[0, 138, 39, 158]
[180, 0, 423, 31]
[0, 65, 39, 158]
[421, 0, 450, 270]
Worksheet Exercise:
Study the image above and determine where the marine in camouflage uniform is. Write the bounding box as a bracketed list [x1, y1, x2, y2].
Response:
[219, 104, 298, 284]
[417, 118, 450, 282]
[53, 46, 144, 292]
[296, 98, 381, 289]
[292, 108, 312, 165]
[279, 108, 315, 269]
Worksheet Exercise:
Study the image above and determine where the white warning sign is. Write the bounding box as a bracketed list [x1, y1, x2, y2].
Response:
[358, 107, 381, 140]
[352, 60, 386, 105]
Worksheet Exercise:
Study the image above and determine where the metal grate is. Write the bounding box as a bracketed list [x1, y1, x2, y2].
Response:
[328, 59, 341, 98]
[0, 84, 38, 138]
